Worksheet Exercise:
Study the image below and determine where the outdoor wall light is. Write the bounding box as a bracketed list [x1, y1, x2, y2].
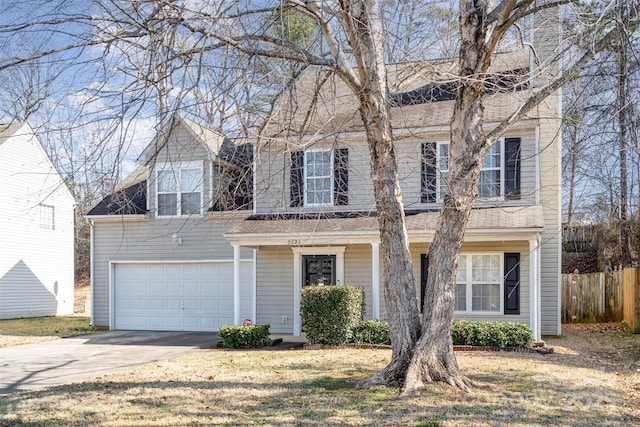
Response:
[171, 233, 183, 247]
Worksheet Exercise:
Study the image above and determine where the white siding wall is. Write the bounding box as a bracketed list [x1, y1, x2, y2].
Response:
[0, 124, 75, 319]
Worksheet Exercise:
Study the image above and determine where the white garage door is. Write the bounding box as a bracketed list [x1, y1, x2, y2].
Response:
[113, 261, 253, 331]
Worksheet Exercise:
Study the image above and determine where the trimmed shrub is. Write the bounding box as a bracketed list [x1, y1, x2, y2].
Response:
[452, 320, 534, 348]
[218, 324, 271, 348]
[351, 319, 391, 345]
[301, 285, 364, 345]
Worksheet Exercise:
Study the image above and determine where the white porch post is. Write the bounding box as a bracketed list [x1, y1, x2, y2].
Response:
[529, 237, 541, 340]
[293, 251, 302, 336]
[233, 244, 241, 326]
[371, 242, 380, 319]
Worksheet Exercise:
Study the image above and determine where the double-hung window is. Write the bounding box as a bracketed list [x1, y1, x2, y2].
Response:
[304, 149, 333, 206]
[157, 163, 203, 217]
[39, 204, 55, 230]
[423, 137, 522, 204]
[454, 253, 503, 313]
[436, 141, 504, 201]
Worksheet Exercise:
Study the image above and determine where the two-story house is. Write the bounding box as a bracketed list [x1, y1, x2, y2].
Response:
[0, 122, 75, 319]
[89, 49, 561, 340]
[224, 48, 561, 341]
[87, 115, 254, 331]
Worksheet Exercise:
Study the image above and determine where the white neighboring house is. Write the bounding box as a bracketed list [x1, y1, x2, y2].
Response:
[0, 122, 75, 319]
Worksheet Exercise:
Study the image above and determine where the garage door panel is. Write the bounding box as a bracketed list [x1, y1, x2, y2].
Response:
[114, 262, 253, 332]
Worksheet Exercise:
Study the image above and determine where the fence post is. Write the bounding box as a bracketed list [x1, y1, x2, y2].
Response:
[623, 268, 640, 333]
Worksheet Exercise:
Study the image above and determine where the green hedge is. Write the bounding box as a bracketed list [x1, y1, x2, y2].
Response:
[452, 320, 534, 348]
[218, 324, 271, 348]
[351, 319, 391, 345]
[301, 285, 364, 345]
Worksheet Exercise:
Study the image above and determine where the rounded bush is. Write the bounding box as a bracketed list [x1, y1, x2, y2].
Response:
[352, 319, 391, 345]
[218, 324, 271, 348]
[301, 285, 364, 345]
[451, 320, 533, 348]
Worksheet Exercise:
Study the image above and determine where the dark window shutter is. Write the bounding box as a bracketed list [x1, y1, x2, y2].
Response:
[290, 150, 304, 207]
[334, 147, 349, 206]
[504, 252, 520, 315]
[504, 137, 521, 200]
[421, 142, 437, 203]
[420, 254, 429, 313]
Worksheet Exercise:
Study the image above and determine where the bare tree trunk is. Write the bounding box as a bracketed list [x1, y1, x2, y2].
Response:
[402, 0, 499, 395]
[337, 0, 421, 389]
[616, 0, 631, 264]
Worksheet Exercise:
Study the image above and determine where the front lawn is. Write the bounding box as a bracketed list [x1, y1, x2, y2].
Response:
[0, 316, 94, 348]
[0, 324, 638, 426]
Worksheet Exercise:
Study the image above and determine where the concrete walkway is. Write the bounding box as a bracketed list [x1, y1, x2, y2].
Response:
[0, 331, 219, 395]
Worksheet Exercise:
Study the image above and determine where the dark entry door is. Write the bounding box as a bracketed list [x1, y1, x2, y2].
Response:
[303, 255, 336, 286]
[420, 254, 429, 313]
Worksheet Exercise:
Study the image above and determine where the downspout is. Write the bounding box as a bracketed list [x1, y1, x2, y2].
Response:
[538, 233, 543, 339]
[535, 125, 540, 205]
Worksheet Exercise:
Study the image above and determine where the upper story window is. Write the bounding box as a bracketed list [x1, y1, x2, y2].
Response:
[422, 137, 521, 203]
[305, 149, 333, 206]
[39, 204, 55, 230]
[290, 147, 349, 208]
[156, 163, 203, 217]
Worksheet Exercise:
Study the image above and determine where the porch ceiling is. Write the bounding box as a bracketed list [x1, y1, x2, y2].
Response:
[225, 205, 545, 246]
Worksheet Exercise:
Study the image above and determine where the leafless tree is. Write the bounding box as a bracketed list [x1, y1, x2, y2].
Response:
[1, 0, 638, 394]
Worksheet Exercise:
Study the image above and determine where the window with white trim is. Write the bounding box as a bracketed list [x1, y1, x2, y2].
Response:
[454, 253, 503, 313]
[157, 164, 203, 217]
[304, 149, 333, 206]
[437, 140, 504, 201]
[39, 204, 55, 230]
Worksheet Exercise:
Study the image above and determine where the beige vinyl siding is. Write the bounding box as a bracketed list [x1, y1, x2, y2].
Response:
[344, 244, 383, 319]
[147, 124, 216, 215]
[91, 215, 251, 328]
[255, 246, 295, 334]
[254, 139, 375, 214]
[255, 244, 385, 334]
[395, 131, 538, 210]
[538, 95, 562, 335]
[456, 242, 531, 324]
[410, 242, 531, 325]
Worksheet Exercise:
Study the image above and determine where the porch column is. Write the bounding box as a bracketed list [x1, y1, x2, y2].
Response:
[293, 250, 302, 336]
[371, 242, 380, 319]
[529, 237, 541, 340]
[233, 244, 241, 326]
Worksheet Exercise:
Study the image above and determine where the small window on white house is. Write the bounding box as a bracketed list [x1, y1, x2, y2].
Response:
[39, 204, 55, 230]
[454, 253, 502, 313]
[157, 164, 203, 217]
[304, 149, 333, 206]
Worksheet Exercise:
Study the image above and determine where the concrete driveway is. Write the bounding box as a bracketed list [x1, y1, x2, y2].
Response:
[0, 330, 219, 395]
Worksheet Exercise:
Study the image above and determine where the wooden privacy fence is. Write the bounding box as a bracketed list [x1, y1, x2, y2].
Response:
[562, 268, 640, 332]
[623, 269, 640, 333]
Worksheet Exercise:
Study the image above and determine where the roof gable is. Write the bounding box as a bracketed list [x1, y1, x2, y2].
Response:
[137, 114, 231, 165]
[0, 121, 75, 205]
[261, 50, 532, 137]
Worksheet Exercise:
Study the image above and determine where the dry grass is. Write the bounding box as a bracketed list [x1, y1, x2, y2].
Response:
[1, 324, 639, 426]
[0, 316, 94, 348]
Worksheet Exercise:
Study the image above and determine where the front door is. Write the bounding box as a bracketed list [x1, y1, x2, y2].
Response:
[302, 255, 336, 286]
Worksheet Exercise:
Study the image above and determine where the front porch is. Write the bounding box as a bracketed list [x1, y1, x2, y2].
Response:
[225, 206, 545, 339]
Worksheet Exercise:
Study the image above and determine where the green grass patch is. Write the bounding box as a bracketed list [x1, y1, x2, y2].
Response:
[0, 316, 94, 337]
